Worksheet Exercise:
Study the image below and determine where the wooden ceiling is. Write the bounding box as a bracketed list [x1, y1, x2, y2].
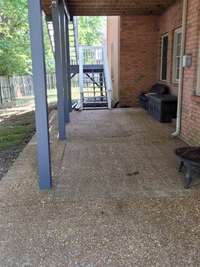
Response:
[42, 0, 177, 16]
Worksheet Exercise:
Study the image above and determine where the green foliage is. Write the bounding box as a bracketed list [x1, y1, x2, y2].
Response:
[0, 0, 105, 75]
[78, 16, 106, 46]
[0, 0, 54, 75]
[43, 19, 55, 74]
[0, 0, 31, 75]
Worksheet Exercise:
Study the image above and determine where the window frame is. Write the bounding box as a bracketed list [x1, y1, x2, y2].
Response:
[160, 33, 169, 81]
[173, 27, 182, 84]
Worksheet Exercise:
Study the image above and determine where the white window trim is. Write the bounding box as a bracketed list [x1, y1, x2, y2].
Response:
[160, 33, 168, 81]
[173, 27, 182, 84]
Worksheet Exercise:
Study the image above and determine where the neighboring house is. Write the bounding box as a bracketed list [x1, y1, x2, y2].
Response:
[107, 0, 200, 145]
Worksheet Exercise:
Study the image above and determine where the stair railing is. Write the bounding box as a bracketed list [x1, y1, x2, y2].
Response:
[103, 45, 112, 109]
[79, 46, 84, 109]
[46, 20, 55, 54]
[81, 46, 103, 65]
[73, 16, 79, 64]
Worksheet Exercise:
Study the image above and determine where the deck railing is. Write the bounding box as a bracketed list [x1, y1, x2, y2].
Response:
[73, 16, 79, 64]
[81, 46, 103, 65]
[0, 74, 57, 105]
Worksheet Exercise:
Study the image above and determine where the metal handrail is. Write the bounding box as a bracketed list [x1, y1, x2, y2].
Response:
[103, 45, 112, 109]
[73, 16, 79, 63]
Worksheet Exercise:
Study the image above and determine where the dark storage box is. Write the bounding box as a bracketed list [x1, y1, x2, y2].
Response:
[139, 83, 169, 110]
[148, 94, 177, 122]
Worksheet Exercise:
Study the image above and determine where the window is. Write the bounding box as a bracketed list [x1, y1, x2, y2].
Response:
[173, 28, 182, 83]
[160, 33, 168, 81]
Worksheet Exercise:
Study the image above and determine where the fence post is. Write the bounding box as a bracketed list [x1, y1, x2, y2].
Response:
[8, 76, 15, 101]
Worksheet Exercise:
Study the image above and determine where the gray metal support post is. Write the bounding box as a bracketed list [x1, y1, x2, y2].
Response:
[65, 15, 72, 112]
[52, 1, 66, 139]
[79, 46, 84, 109]
[28, 0, 52, 189]
[59, 4, 70, 122]
[100, 72, 104, 97]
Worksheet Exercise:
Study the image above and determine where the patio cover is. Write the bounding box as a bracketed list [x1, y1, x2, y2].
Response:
[42, 0, 177, 16]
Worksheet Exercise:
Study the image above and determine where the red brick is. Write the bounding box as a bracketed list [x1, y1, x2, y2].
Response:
[119, 1, 183, 107]
[180, 0, 200, 145]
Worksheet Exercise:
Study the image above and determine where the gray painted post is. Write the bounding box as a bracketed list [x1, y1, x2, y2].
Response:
[59, 4, 70, 123]
[79, 46, 84, 109]
[52, 1, 66, 140]
[28, 0, 52, 189]
[65, 15, 72, 112]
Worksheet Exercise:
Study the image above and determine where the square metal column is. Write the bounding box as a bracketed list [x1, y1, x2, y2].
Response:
[59, 3, 70, 122]
[64, 15, 72, 112]
[28, 0, 52, 189]
[52, 0, 66, 140]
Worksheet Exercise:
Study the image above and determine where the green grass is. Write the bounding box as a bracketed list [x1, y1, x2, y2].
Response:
[13, 88, 86, 107]
[10, 86, 102, 108]
[0, 87, 94, 152]
[0, 125, 34, 151]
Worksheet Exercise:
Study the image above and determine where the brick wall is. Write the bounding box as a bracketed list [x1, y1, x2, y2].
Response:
[120, 16, 158, 107]
[157, 0, 183, 95]
[118, 0, 200, 147]
[181, 0, 200, 145]
[119, 1, 183, 107]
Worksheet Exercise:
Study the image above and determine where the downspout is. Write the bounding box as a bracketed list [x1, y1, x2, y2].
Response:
[172, 0, 188, 137]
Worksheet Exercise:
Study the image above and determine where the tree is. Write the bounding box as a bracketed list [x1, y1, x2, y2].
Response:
[0, 0, 106, 76]
[0, 0, 31, 75]
[0, 0, 54, 75]
[78, 16, 106, 46]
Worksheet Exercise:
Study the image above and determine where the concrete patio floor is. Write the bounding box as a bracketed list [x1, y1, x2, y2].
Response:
[1, 108, 200, 266]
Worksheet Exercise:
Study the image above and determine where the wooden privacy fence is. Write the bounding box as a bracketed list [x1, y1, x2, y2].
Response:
[0, 73, 79, 105]
[0, 74, 56, 104]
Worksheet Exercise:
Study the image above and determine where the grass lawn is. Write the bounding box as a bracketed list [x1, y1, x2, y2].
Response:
[0, 105, 56, 179]
[0, 110, 36, 152]
[13, 88, 80, 107]
[0, 110, 36, 179]
[0, 125, 34, 151]
[0, 87, 84, 152]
